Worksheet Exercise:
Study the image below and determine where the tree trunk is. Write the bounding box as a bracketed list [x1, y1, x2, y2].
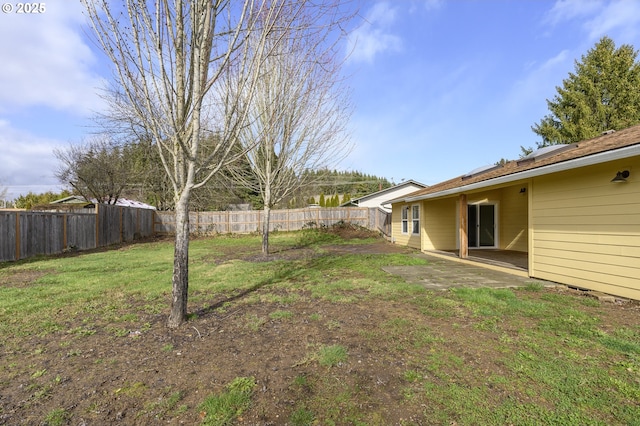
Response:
[167, 191, 190, 328]
[262, 204, 271, 255]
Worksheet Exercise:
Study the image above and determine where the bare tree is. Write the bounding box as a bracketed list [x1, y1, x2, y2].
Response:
[81, 0, 351, 327]
[54, 136, 136, 204]
[233, 7, 352, 254]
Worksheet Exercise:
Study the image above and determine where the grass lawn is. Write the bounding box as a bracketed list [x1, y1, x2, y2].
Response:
[0, 226, 639, 425]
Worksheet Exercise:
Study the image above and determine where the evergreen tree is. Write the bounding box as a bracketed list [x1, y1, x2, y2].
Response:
[14, 190, 73, 210]
[531, 36, 640, 148]
[319, 193, 326, 207]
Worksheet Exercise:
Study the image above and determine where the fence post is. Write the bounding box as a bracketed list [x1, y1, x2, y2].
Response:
[95, 204, 100, 248]
[15, 211, 20, 261]
[63, 213, 68, 250]
[152, 211, 157, 235]
[120, 206, 124, 243]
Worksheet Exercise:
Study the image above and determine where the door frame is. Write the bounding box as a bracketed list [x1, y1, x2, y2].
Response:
[458, 201, 499, 249]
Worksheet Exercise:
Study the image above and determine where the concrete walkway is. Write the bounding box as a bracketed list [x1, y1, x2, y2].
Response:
[383, 252, 551, 290]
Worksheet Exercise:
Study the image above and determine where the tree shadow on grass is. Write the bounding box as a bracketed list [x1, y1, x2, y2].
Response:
[192, 261, 303, 319]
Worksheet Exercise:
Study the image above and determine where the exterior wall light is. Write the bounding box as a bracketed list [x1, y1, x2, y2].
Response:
[611, 170, 630, 183]
[519, 187, 526, 193]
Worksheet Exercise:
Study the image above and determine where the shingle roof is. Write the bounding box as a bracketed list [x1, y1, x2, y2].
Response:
[399, 124, 640, 200]
[342, 179, 427, 206]
[50, 195, 156, 210]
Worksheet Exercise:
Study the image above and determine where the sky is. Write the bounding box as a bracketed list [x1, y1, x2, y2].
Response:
[2, 0, 640, 201]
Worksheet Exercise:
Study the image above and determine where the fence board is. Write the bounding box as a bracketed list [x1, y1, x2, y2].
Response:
[98, 204, 122, 247]
[154, 207, 390, 237]
[0, 213, 17, 261]
[374, 208, 391, 236]
[0, 205, 156, 263]
[137, 208, 155, 238]
[66, 213, 96, 250]
[0, 205, 386, 263]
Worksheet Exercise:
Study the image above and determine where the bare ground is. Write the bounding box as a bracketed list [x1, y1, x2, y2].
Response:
[1, 230, 638, 425]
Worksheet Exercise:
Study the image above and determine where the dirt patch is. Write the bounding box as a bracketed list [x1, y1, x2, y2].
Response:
[2, 292, 428, 424]
[320, 221, 381, 240]
[3, 284, 638, 425]
[1, 237, 639, 425]
[0, 269, 51, 288]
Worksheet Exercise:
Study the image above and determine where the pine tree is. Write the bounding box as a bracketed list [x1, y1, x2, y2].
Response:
[532, 36, 640, 147]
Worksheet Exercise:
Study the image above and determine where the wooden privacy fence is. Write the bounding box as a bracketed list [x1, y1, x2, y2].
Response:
[0, 204, 155, 262]
[155, 207, 391, 237]
[0, 206, 390, 262]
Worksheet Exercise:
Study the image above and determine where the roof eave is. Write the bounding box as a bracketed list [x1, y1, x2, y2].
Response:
[349, 180, 427, 204]
[402, 143, 640, 203]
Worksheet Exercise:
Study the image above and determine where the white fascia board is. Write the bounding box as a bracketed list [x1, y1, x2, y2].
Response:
[404, 144, 640, 202]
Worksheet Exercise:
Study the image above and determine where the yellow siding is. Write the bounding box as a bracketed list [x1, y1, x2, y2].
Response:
[531, 159, 640, 300]
[466, 185, 528, 252]
[391, 202, 421, 249]
[497, 185, 528, 252]
[392, 185, 528, 253]
[422, 198, 457, 250]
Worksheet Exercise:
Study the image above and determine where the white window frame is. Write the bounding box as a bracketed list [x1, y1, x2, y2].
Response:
[411, 204, 420, 235]
[401, 206, 409, 234]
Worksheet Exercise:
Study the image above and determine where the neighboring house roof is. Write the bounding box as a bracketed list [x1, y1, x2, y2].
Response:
[51, 195, 156, 210]
[342, 180, 428, 209]
[114, 198, 157, 210]
[393, 125, 640, 203]
[50, 195, 92, 205]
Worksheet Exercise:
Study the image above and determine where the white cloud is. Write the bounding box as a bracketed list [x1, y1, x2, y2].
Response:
[544, 0, 603, 26]
[408, 0, 444, 15]
[422, 0, 444, 11]
[346, 2, 403, 64]
[0, 120, 65, 200]
[583, 1, 640, 40]
[544, 0, 640, 40]
[0, 2, 105, 114]
[506, 50, 571, 112]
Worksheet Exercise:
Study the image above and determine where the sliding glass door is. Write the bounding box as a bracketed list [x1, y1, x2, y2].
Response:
[467, 204, 496, 248]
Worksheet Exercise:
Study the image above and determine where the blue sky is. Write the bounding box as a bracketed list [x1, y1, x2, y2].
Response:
[2, 0, 640, 201]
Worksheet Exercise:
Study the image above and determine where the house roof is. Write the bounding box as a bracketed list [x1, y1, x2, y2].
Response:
[394, 124, 640, 203]
[342, 179, 427, 206]
[50, 195, 156, 210]
[50, 195, 92, 205]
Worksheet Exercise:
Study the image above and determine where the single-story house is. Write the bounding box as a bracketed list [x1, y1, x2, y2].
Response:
[341, 180, 427, 212]
[390, 125, 640, 301]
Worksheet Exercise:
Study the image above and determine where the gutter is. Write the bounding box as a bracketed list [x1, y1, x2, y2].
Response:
[403, 143, 640, 202]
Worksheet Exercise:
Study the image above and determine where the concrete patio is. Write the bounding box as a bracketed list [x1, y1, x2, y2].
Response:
[382, 250, 550, 291]
[440, 249, 529, 271]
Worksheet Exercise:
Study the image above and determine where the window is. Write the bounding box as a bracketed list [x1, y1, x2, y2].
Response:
[401, 206, 409, 234]
[412, 205, 420, 234]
